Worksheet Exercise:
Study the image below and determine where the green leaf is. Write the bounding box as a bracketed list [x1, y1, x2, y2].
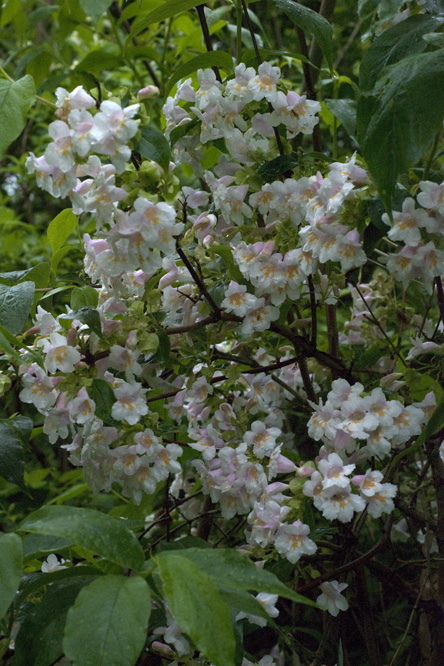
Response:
[175, 548, 317, 606]
[0, 422, 26, 490]
[13, 577, 95, 666]
[7, 414, 33, 445]
[89, 379, 117, 425]
[131, 0, 203, 36]
[0, 533, 22, 620]
[258, 154, 298, 180]
[357, 49, 444, 211]
[51, 246, 76, 275]
[22, 534, 73, 560]
[217, 587, 270, 622]
[138, 127, 171, 173]
[209, 245, 246, 285]
[0, 263, 50, 288]
[324, 99, 357, 142]
[164, 51, 234, 97]
[19, 506, 145, 572]
[0, 281, 35, 335]
[269, 0, 334, 70]
[359, 14, 444, 91]
[154, 329, 170, 363]
[156, 552, 236, 666]
[71, 285, 99, 310]
[0, 75, 35, 157]
[79, 0, 112, 21]
[75, 48, 121, 75]
[63, 576, 151, 666]
[47, 209, 78, 255]
[67, 307, 102, 337]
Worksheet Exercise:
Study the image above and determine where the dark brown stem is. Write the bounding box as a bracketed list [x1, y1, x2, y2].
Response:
[435, 276, 444, 326]
[325, 303, 340, 379]
[175, 240, 221, 314]
[196, 4, 222, 82]
[295, 22, 321, 153]
[307, 274, 317, 345]
[308, 0, 337, 80]
[297, 356, 317, 403]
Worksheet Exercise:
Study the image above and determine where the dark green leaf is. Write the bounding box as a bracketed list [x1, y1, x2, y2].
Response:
[0, 533, 22, 620]
[0, 263, 50, 288]
[22, 534, 73, 560]
[138, 127, 170, 173]
[156, 552, 236, 666]
[169, 118, 199, 147]
[269, 0, 334, 70]
[0, 75, 35, 156]
[69, 307, 102, 337]
[359, 14, 443, 91]
[131, 0, 203, 36]
[217, 587, 270, 622]
[420, 0, 444, 17]
[89, 379, 117, 425]
[7, 415, 33, 445]
[164, 51, 233, 97]
[13, 577, 95, 666]
[63, 576, 151, 666]
[258, 154, 298, 180]
[0, 281, 35, 335]
[324, 99, 357, 142]
[75, 48, 121, 75]
[71, 285, 99, 310]
[79, 0, 112, 21]
[0, 422, 26, 490]
[154, 329, 170, 363]
[19, 506, 145, 571]
[357, 49, 444, 211]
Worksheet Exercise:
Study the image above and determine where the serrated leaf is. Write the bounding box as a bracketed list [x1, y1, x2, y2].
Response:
[174, 548, 317, 606]
[164, 51, 233, 97]
[324, 99, 357, 142]
[0, 75, 35, 156]
[13, 577, 95, 666]
[269, 0, 334, 70]
[47, 209, 78, 255]
[138, 127, 170, 173]
[357, 49, 444, 211]
[0, 281, 35, 335]
[0, 422, 26, 490]
[63, 576, 151, 666]
[359, 14, 443, 91]
[0, 533, 22, 620]
[19, 506, 145, 571]
[156, 552, 235, 666]
[79, 0, 112, 21]
[131, 0, 203, 36]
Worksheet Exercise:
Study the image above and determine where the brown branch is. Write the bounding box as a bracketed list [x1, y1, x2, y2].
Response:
[196, 4, 222, 83]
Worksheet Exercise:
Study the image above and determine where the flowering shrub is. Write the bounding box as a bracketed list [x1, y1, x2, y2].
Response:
[1, 1, 444, 665]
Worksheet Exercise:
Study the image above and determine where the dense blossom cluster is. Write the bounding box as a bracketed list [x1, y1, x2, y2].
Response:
[19, 59, 443, 663]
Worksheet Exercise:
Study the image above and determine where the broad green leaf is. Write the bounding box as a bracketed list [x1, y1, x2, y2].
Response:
[47, 209, 78, 255]
[156, 552, 235, 666]
[138, 127, 171, 173]
[0, 281, 35, 335]
[19, 506, 145, 572]
[79, 0, 112, 21]
[0, 263, 50, 288]
[71, 285, 99, 310]
[0, 0, 21, 27]
[324, 98, 357, 142]
[0, 533, 22, 620]
[154, 329, 170, 363]
[175, 548, 317, 606]
[269, 0, 334, 70]
[359, 14, 443, 91]
[75, 48, 121, 75]
[50, 246, 75, 275]
[0, 325, 22, 360]
[164, 51, 233, 96]
[66, 307, 102, 337]
[0, 422, 26, 490]
[89, 379, 117, 425]
[22, 534, 72, 560]
[357, 49, 444, 211]
[131, 0, 203, 36]
[0, 75, 35, 156]
[217, 587, 270, 622]
[258, 154, 298, 180]
[63, 576, 151, 666]
[13, 577, 95, 666]
[209, 245, 246, 285]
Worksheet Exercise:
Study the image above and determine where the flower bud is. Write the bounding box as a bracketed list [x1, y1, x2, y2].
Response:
[137, 85, 159, 99]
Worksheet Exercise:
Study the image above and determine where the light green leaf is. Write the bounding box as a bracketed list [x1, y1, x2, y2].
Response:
[47, 209, 78, 255]
[19, 506, 145, 572]
[79, 0, 112, 22]
[357, 49, 444, 211]
[50, 246, 75, 275]
[0, 281, 35, 335]
[164, 51, 233, 97]
[0, 533, 22, 620]
[175, 548, 317, 606]
[63, 576, 151, 666]
[138, 127, 171, 173]
[359, 14, 443, 91]
[131, 0, 203, 36]
[0, 75, 35, 156]
[156, 552, 235, 666]
[269, 0, 334, 70]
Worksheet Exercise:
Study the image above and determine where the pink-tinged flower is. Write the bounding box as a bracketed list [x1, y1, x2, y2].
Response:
[417, 179, 444, 216]
[244, 421, 281, 458]
[318, 452, 355, 491]
[225, 63, 256, 101]
[317, 489, 366, 523]
[111, 379, 149, 425]
[43, 404, 71, 444]
[366, 481, 397, 518]
[406, 337, 440, 360]
[241, 300, 280, 335]
[19, 365, 58, 411]
[351, 469, 383, 497]
[248, 62, 281, 103]
[40, 332, 81, 374]
[68, 387, 96, 424]
[316, 580, 349, 616]
[382, 198, 430, 246]
[138, 85, 159, 99]
[55, 85, 95, 121]
[274, 520, 317, 563]
[221, 282, 258, 316]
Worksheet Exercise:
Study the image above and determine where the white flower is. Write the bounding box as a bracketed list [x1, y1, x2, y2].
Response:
[316, 580, 349, 616]
[274, 520, 317, 563]
[40, 332, 81, 374]
[41, 554, 67, 573]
